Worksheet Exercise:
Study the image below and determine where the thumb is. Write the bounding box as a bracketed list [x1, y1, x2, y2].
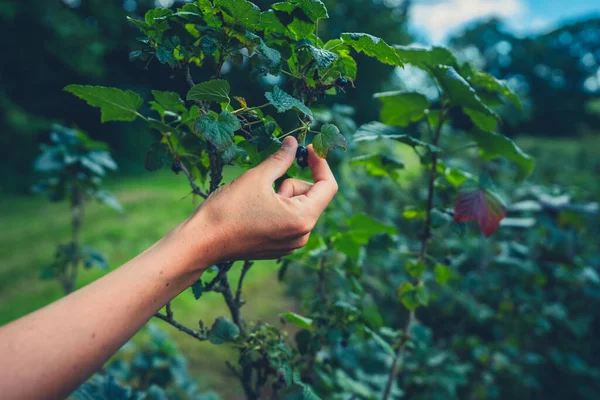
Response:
[256, 136, 298, 182]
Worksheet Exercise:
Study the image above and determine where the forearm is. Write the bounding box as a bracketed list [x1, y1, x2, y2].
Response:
[0, 224, 208, 400]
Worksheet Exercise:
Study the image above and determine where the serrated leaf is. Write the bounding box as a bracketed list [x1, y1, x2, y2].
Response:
[195, 111, 241, 150]
[145, 142, 169, 172]
[353, 122, 441, 152]
[467, 129, 534, 180]
[349, 153, 404, 179]
[265, 86, 313, 119]
[374, 91, 429, 127]
[312, 123, 347, 158]
[406, 259, 427, 279]
[341, 33, 403, 66]
[64, 85, 143, 123]
[191, 280, 204, 300]
[187, 80, 231, 103]
[207, 317, 240, 344]
[469, 70, 523, 112]
[281, 312, 313, 329]
[297, 42, 339, 70]
[214, 0, 261, 28]
[280, 363, 293, 388]
[395, 45, 457, 68]
[429, 65, 496, 117]
[150, 90, 187, 116]
[454, 188, 507, 237]
[294, 0, 328, 22]
[245, 31, 281, 75]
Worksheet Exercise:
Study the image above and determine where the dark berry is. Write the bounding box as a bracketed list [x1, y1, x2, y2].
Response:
[171, 162, 182, 174]
[336, 77, 349, 87]
[296, 146, 309, 168]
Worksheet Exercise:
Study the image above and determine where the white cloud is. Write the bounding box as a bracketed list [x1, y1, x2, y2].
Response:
[411, 0, 526, 44]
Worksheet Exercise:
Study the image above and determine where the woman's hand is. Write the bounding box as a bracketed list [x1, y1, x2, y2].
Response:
[178, 136, 338, 268]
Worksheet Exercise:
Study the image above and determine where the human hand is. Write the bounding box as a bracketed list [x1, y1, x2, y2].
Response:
[179, 136, 338, 268]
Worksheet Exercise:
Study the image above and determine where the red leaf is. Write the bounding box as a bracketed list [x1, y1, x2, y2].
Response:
[454, 189, 507, 237]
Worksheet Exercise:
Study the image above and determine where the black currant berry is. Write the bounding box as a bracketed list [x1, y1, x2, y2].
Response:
[296, 146, 309, 168]
[171, 162, 182, 174]
[336, 77, 349, 87]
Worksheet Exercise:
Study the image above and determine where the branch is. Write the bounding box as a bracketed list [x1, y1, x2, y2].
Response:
[178, 160, 209, 199]
[235, 261, 253, 306]
[205, 262, 234, 291]
[154, 312, 207, 341]
[383, 106, 447, 400]
[420, 107, 446, 257]
[382, 310, 415, 400]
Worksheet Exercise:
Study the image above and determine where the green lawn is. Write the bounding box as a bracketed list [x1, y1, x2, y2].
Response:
[0, 170, 296, 397]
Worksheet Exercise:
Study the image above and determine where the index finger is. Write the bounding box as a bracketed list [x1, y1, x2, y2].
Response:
[304, 145, 338, 213]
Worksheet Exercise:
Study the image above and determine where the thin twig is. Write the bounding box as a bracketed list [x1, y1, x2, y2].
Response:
[178, 161, 209, 199]
[383, 105, 447, 400]
[382, 310, 415, 400]
[205, 262, 234, 291]
[235, 261, 253, 306]
[154, 312, 207, 341]
[166, 302, 173, 319]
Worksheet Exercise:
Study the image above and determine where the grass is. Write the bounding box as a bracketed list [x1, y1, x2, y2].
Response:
[0, 169, 296, 397]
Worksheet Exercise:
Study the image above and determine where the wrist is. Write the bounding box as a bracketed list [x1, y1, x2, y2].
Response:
[167, 209, 222, 273]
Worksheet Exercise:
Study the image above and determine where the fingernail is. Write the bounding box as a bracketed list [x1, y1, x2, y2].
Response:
[281, 136, 294, 148]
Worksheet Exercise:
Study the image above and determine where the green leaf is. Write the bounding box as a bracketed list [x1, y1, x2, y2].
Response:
[281, 312, 313, 329]
[150, 90, 187, 116]
[469, 70, 523, 112]
[415, 284, 429, 306]
[207, 317, 240, 344]
[341, 33, 403, 66]
[245, 31, 282, 75]
[395, 45, 457, 68]
[156, 45, 176, 67]
[374, 91, 429, 127]
[429, 65, 496, 118]
[349, 153, 404, 179]
[187, 79, 231, 103]
[191, 280, 204, 300]
[312, 123, 347, 158]
[298, 43, 339, 70]
[406, 259, 427, 279]
[145, 142, 168, 172]
[73, 375, 136, 400]
[397, 282, 419, 311]
[302, 385, 322, 400]
[194, 111, 241, 150]
[434, 264, 451, 285]
[467, 129, 534, 180]
[214, 0, 261, 28]
[346, 213, 397, 245]
[464, 108, 497, 132]
[294, 0, 328, 22]
[265, 86, 313, 119]
[353, 122, 441, 153]
[64, 85, 143, 123]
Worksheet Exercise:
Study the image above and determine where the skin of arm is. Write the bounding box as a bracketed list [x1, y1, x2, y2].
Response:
[0, 137, 338, 400]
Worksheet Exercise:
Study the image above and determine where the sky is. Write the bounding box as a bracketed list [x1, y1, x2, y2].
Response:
[409, 0, 600, 44]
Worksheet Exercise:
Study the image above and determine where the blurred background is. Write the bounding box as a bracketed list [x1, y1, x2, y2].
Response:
[1, 0, 600, 399]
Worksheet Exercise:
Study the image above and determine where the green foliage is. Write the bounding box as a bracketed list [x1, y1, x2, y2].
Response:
[374, 91, 429, 127]
[187, 80, 231, 104]
[64, 86, 143, 123]
[33, 125, 119, 294]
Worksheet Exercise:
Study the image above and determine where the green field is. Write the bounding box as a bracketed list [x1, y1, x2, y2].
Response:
[0, 170, 296, 397]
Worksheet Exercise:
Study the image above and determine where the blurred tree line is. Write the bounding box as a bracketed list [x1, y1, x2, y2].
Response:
[1, 0, 599, 193]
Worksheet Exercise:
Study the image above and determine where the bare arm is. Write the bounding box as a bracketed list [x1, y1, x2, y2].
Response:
[0, 137, 337, 400]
